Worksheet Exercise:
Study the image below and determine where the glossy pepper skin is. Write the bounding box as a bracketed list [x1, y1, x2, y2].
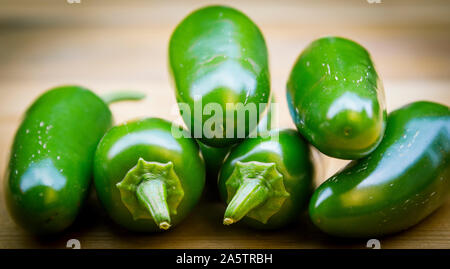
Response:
[169, 5, 271, 148]
[287, 36, 386, 159]
[200, 96, 275, 181]
[309, 101, 450, 238]
[200, 96, 275, 201]
[93, 118, 205, 232]
[218, 129, 314, 229]
[4, 86, 144, 234]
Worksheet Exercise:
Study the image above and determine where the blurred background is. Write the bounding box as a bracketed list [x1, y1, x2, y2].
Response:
[0, 0, 449, 248]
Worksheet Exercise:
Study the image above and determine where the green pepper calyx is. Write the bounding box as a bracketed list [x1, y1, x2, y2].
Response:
[116, 158, 184, 230]
[224, 161, 290, 225]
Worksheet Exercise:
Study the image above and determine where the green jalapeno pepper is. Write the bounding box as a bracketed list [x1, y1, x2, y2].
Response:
[4, 85, 144, 234]
[169, 5, 271, 148]
[200, 95, 275, 180]
[309, 101, 450, 237]
[218, 129, 314, 229]
[93, 118, 205, 232]
[200, 96, 276, 201]
[287, 36, 387, 159]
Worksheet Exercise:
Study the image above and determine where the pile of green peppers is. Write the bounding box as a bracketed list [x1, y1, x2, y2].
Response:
[4, 5, 449, 239]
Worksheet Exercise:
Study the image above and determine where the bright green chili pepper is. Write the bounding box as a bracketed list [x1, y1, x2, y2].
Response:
[93, 118, 205, 232]
[287, 36, 387, 159]
[200, 96, 275, 179]
[4, 85, 144, 234]
[169, 5, 271, 148]
[200, 96, 276, 200]
[309, 101, 450, 238]
[218, 129, 314, 229]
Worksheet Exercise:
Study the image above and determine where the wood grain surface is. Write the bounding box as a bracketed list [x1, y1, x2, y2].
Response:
[0, 0, 449, 249]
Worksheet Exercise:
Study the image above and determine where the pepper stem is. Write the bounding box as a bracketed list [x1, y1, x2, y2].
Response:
[223, 161, 290, 225]
[136, 179, 171, 230]
[116, 158, 184, 231]
[101, 90, 146, 104]
[223, 179, 269, 225]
